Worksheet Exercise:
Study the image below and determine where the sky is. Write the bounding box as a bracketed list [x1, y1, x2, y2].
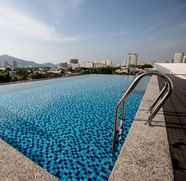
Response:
[0, 0, 186, 64]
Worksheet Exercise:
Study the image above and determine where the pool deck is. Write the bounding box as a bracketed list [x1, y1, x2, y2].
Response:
[0, 139, 58, 181]
[109, 76, 174, 181]
[159, 75, 186, 181]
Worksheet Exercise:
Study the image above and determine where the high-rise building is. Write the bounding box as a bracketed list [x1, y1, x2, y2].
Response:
[174, 52, 184, 63]
[183, 56, 186, 63]
[127, 53, 138, 67]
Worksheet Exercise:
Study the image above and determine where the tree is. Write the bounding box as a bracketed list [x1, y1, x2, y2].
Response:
[0, 69, 10, 82]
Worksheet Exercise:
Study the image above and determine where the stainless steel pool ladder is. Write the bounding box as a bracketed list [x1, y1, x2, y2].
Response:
[112, 71, 173, 152]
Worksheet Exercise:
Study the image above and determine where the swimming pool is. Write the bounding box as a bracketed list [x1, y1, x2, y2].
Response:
[0, 75, 147, 180]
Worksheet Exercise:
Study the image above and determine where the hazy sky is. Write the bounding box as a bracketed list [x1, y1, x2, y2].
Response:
[0, 0, 186, 64]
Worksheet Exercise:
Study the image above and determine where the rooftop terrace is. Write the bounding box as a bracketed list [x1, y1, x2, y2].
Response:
[0, 65, 186, 180]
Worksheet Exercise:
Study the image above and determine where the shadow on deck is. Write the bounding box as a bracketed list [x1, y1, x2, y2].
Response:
[159, 76, 186, 181]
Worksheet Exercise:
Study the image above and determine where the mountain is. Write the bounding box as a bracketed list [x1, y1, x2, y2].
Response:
[41, 63, 56, 68]
[0, 55, 55, 68]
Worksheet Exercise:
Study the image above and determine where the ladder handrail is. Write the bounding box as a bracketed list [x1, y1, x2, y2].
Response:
[149, 82, 168, 113]
[148, 80, 172, 123]
[112, 71, 173, 152]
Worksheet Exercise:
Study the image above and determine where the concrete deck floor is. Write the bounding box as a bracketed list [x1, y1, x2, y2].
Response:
[159, 75, 186, 181]
[109, 76, 174, 181]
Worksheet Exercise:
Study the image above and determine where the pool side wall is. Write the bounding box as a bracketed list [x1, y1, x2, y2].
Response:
[109, 76, 174, 181]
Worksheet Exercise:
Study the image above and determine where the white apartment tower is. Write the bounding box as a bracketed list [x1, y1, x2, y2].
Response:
[127, 53, 138, 67]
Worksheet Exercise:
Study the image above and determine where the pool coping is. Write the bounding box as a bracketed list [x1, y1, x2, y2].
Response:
[0, 74, 130, 87]
[109, 76, 174, 181]
[0, 138, 59, 181]
[0, 74, 81, 86]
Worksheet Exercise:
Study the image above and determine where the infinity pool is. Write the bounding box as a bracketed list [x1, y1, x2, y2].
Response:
[0, 75, 147, 180]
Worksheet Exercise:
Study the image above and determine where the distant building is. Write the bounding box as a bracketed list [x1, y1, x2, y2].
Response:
[94, 61, 106, 68]
[127, 53, 138, 67]
[183, 56, 186, 63]
[105, 60, 112, 66]
[69, 59, 80, 70]
[126, 53, 138, 74]
[93, 60, 112, 68]
[115, 66, 128, 74]
[70, 59, 79, 64]
[174, 52, 184, 63]
[80, 62, 94, 68]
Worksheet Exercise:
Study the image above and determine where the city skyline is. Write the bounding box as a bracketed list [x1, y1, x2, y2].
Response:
[0, 0, 186, 64]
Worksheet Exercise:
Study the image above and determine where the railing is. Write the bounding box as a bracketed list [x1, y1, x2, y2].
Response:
[112, 71, 173, 152]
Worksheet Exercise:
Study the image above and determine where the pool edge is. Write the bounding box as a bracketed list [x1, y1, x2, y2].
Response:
[0, 139, 59, 181]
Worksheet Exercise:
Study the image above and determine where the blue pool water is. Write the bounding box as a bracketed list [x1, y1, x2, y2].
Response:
[0, 75, 147, 180]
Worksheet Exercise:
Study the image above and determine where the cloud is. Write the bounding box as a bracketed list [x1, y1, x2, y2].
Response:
[0, 1, 84, 62]
[0, 0, 84, 23]
[71, 31, 129, 41]
[0, 3, 80, 43]
[0, 6, 56, 42]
